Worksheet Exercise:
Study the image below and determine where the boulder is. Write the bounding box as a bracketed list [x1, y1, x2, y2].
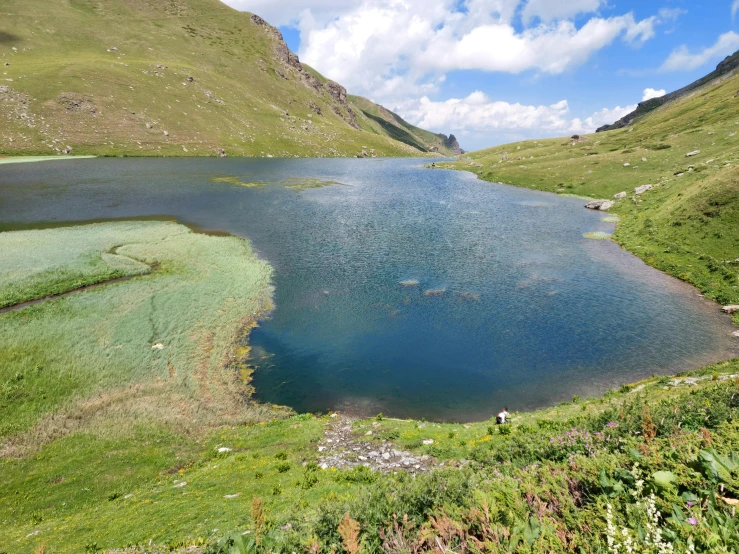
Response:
[686, 150, 701, 157]
[634, 184, 654, 195]
[585, 200, 615, 211]
[614, 191, 627, 199]
[623, 163, 630, 167]
[722, 305, 739, 314]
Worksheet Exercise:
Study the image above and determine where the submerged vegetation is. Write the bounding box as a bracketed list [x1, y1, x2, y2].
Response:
[211, 176, 347, 191]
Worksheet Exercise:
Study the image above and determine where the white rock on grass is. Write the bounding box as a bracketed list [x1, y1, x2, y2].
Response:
[722, 305, 739, 314]
[634, 184, 654, 195]
[686, 150, 701, 157]
[623, 163, 630, 167]
[585, 200, 615, 211]
[614, 191, 627, 199]
[217, 447, 232, 453]
[422, 439, 434, 445]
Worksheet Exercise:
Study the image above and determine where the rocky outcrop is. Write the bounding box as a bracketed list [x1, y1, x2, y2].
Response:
[57, 93, 97, 114]
[634, 184, 654, 195]
[326, 80, 359, 129]
[443, 134, 464, 155]
[585, 200, 615, 211]
[250, 14, 359, 129]
[597, 49, 739, 132]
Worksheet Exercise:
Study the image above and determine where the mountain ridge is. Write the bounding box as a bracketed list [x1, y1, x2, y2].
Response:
[597, 49, 739, 132]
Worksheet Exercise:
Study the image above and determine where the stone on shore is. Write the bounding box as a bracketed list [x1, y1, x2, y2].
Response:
[722, 305, 739, 314]
[585, 200, 614, 211]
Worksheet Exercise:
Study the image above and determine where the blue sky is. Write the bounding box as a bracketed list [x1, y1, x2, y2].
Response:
[225, 0, 739, 150]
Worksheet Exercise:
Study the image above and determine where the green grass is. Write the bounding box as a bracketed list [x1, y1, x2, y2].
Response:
[5, 360, 739, 553]
[0, 0, 441, 158]
[442, 70, 739, 319]
[0, 221, 276, 445]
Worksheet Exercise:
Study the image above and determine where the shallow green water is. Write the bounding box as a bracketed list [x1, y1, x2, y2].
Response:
[0, 157, 736, 420]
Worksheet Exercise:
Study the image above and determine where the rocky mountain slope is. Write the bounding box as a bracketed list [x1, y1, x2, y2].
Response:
[0, 0, 459, 158]
[597, 49, 739, 132]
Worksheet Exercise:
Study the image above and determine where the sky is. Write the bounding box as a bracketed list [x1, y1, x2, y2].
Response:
[223, 0, 739, 151]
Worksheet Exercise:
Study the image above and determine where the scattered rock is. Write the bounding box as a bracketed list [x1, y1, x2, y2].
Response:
[63, 146, 73, 154]
[422, 439, 434, 445]
[146, 123, 152, 129]
[634, 184, 654, 195]
[224, 494, 240, 499]
[107, 46, 118, 52]
[317, 415, 442, 475]
[57, 92, 97, 114]
[623, 163, 630, 167]
[217, 447, 232, 453]
[614, 191, 627, 199]
[733, 331, 739, 338]
[0, 86, 8, 94]
[641, 157, 647, 162]
[722, 305, 739, 314]
[217, 148, 227, 158]
[173, 481, 187, 488]
[686, 150, 701, 157]
[151, 343, 165, 350]
[163, 131, 169, 137]
[585, 200, 615, 211]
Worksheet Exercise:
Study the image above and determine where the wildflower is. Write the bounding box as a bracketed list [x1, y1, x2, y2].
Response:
[687, 518, 697, 525]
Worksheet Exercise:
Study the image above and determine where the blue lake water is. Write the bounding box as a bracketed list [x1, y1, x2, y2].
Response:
[1, 157, 736, 421]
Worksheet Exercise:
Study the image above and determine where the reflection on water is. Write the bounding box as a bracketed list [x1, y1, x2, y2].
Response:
[0, 157, 736, 421]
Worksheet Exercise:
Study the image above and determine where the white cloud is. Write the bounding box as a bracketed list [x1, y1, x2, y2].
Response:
[661, 31, 739, 71]
[733, 0, 739, 19]
[396, 92, 636, 141]
[298, 1, 658, 101]
[400, 92, 572, 134]
[642, 88, 666, 101]
[569, 104, 637, 133]
[522, 0, 604, 24]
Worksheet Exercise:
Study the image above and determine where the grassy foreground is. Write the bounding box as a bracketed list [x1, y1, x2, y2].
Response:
[441, 70, 739, 320]
[1, 228, 739, 554]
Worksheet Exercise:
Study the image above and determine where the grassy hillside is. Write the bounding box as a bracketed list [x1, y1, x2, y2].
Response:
[443, 70, 739, 320]
[0, 0, 444, 158]
[349, 95, 463, 156]
[597, 50, 739, 132]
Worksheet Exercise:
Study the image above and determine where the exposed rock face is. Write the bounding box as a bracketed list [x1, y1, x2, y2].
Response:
[443, 134, 464, 155]
[326, 81, 359, 129]
[585, 200, 615, 211]
[597, 49, 739, 132]
[251, 14, 359, 128]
